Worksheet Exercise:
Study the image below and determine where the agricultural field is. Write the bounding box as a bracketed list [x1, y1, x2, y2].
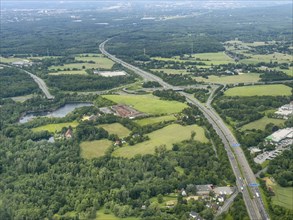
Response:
[224, 84, 292, 97]
[240, 52, 292, 65]
[32, 121, 78, 133]
[48, 63, 100, 71]
[103, 94, 188, 115]
[241, 116, 285, 131]
[272, 67, 293, 77]
[80, 139, 112, 159]
[98, 123, 131, 138]
[113, 124, 208, 158]
[75, 54, 114, 69]
[0, 57, 29, 63]
[195, 73, 260, 84]
[190, 52, 234, 65]
[151, 68, 189, 75]
[135, 115, 177, 126]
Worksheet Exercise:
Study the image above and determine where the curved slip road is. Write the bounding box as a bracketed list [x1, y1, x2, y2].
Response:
[100, 39, 270, 220]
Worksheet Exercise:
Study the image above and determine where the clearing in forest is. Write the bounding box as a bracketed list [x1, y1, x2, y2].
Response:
[80, 139, 112, 159]
[32, 121, 79, 133]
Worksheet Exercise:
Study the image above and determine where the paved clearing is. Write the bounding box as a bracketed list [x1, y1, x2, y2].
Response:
[224, 84, 292, 97]
[113, 124, 208, 158]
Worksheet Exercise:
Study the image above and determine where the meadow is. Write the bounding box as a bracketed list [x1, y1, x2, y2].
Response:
[241, 116, 285, 131]
[103, 94, 188, 115]
[135, 115, 177, 126]
[240, 53, 292, 65]
[98, 123, 131, 138]
[11, 94, 35, 103]
[224, 84, 292, 97]
[80, 139, 112, 159]
[195, 73, 260, 84]
[32, 121, 79, 133]
[113, 124, 208, 158]
[190, 52, 234, 65]
[151, 68, 189, 75]
[0, 57, 28, 63]
[96, 207, 139, 220]
[75, 54, 114, 69]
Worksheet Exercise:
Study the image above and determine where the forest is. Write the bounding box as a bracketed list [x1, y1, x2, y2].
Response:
[0, 67, 40, 98]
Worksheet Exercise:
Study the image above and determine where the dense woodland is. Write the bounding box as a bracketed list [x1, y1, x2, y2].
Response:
[0, 67, 40, 98]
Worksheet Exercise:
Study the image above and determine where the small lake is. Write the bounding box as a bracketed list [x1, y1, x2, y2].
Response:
[19, 103, 93, 123]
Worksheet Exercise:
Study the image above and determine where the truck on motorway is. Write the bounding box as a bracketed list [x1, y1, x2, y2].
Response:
[256, 192, 260, 198]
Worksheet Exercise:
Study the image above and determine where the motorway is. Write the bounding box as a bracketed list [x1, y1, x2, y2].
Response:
[0, 64, 54, 100]
[100, 39, 269, 220]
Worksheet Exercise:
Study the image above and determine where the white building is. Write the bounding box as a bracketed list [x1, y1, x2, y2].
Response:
[275, 102, 293, 119]
[265, 128, 293, 143]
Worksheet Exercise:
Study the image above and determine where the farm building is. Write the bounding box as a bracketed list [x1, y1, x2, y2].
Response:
[111, 104, 144, 118]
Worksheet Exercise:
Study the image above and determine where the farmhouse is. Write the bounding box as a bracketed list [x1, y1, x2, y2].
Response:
[196, 184, 213, 195]
[65, 128, 73, 139]
[189, 211, 203, 220]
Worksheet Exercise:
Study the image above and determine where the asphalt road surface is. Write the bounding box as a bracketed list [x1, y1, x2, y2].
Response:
[100, 39, 270, 220]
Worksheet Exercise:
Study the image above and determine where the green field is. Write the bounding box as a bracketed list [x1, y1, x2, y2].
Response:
[224, 84, 292, 97]
[135, 115, 177, 126]
[272, 185, 293, 210]
[98, 123, 131, 138]
[11, 94, 35, 102]
[48, 70, 87, 75]
[241, 116, 285, 131]
[151, 68, 189, 75]
[273, 67, 293, 77]
[103, 94, 188, 115]
[49, 63, 100, 71]
[113, 124, 208, 158]
[150, 193, 178, 208]
[195, 73, 260, 84]
[80, 139, 113, 159]
[32, 121, 79, 133]
[240, 52, 292, 64]
[0, 57, 29, 63]
[191, 52, 234, 65]
[75, 54, 114, 69]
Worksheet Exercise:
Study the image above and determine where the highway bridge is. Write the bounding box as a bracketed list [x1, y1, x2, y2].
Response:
[100, 39, 270, 220]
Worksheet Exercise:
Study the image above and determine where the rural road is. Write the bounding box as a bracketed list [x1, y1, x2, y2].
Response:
[100, 39, 270, 220]
[0, 64, 54, 100]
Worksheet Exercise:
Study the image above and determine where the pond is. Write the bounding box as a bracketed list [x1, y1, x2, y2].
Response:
[19, 103, 93, 123]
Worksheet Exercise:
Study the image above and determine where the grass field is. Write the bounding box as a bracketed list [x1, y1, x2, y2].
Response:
[195, 73, 260, 84]
[241, 116, 285, 131]
[135, 115, 177, 126]
[48, 63, 101, 71]
[48, 70, 87, 75]
[0, 57, 29, 63]
[75, 54, 114, 69]
[273, 67, 293, 77]
[263, 177, 293, 210]
[11, 94, 35, 102]
[113, 124, 208, 158]
[96, 207, 139, 220]
[32, 121, 78, 133]
[240, 52, 292, 64]
[151, 68, 189, 75]
[191, 52, 234, 65]
[150, 193, 178, 208]
[224, 84, 292, 97]
[98, 123, 131, 138]
[80, 139, 112, 159]
[272, 185, 293, 210]
[103, 94, 188, 115]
